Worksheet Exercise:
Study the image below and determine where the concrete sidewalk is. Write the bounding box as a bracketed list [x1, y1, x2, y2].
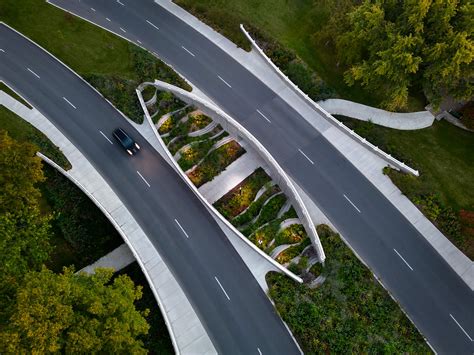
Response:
[153, 0, 474, 290]
[318, 99, 434, 130]
[79, 244, 135, 274]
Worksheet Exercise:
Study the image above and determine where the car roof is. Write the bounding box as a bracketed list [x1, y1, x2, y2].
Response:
[114, 128, 129, 140]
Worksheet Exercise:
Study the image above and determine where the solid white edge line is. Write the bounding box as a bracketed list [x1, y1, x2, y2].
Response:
[214, 277, 230, 300]
[256, 109, 271, 123]
[174, 219, 190, 239]
[119, 27, 126, 33]
[62, 97, 76, 109]
[181, 45, 195, 57]
[257, 347, 263, 355]
[99, 130, 113, 145]
[217, 75, 232, 88]
[393, 249, 414, 271]
[27, 67, 40, 79]
[343, 194, 361, 213]
[146, 20, 159, 30]
[450, 314, 474, 342]
[136, 171, 150, 187]
[298, 148, 314, 165]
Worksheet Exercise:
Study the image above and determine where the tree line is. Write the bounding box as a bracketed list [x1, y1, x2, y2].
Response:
[317, 0, 473, 110]
[0, 131, 150, 353]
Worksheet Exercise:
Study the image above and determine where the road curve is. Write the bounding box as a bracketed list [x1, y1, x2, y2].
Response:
[46, 0, 474, 353]
[0, 24, 301, 355]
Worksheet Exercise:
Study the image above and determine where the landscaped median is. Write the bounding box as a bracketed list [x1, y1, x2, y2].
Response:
[138, 83, 324, 280]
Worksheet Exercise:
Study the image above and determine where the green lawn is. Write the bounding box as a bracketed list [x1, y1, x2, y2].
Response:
[0, 0, 135, 79]
[174, 0, 425, 111]
[0, 106, 70, 169]
[267, 225, 430, 353]
[339, 117, 474, 258]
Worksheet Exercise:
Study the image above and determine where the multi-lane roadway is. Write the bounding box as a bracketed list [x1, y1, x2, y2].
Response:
[0, 24, 301, 354]
[46, 1, 474, 353]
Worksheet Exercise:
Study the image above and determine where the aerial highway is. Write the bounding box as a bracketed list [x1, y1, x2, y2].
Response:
[47, 0, 474, 353]
[0, 24, 301, 355]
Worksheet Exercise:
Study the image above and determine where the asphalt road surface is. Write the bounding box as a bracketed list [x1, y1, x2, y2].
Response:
[0, 24, 302, 355]
[45, 1, 474, 353]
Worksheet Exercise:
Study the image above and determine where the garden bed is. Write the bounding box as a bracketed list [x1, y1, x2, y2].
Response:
[241, 193, 287, 236]
[187, 140, 246, 187]
[168, 125, 224, 155]
[214, 168, 272, 219]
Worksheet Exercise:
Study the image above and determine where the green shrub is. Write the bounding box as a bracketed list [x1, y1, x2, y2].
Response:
[242, 193, 287, 236]
[249, 220, 280, 250]
[250, 27, 336, 102]
[276, 238, 311, 264]
[40, 166, 122, 270]
[231, 185, 280, 227]
[214, 168, 272, 219]
[177, 140, 215, 171]
[188, 141, 245, 187]
[267, 224, 430, 353]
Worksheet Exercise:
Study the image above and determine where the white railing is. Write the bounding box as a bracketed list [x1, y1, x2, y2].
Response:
[240, 24, 419, 176]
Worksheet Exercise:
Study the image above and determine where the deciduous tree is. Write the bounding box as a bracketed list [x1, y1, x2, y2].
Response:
[1, 268, 150, 354]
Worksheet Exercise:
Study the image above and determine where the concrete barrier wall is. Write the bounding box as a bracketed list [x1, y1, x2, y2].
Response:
[240, 25, 419, 177]
[139, 80, 326, 268]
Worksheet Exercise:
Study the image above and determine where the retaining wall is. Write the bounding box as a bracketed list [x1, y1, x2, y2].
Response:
[139, 80, 326, 266]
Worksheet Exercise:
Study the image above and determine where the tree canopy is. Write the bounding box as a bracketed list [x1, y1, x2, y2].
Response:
[1, 268, 150, 354]
[320, 0, 473, 110]
[0, 131, 51, 317]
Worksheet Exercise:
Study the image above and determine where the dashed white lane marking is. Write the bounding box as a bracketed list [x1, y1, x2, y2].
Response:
[146, 20, 160, 30]
[343, 194, 361, 213]
[27, 68, 40, 79]
[106, 17, 111, 22]
[450, 314, 473, 341]
[90, 7, 96, 12]
[181, 45, 195, 57]
[214, 277, 230, 301]
[136, 39, 142, 44]
[298, 148, 314, 165]
[119, 27, 126, 33]
[136, 171, 150, 187]
[174, 219, 190, 239]
[63, 97, 76, 109]
[257, 348, 263, 355]
[117, 0, 125, 5]
[0, 49, 5, 52]
[217, 75, 232, 88]
[99, 130, 113, 145]
[393, 249, 414, 271]
[256, 109, 271, 123]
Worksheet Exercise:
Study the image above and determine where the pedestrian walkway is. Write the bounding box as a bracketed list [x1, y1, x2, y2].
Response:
[79, 244, 135, 274]
[318, 99, 434, 130]
[198, 146, 266, 204]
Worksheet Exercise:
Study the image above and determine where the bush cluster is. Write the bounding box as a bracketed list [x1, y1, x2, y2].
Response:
[188, 141, 245, 187]
[267, 224, 430, 353]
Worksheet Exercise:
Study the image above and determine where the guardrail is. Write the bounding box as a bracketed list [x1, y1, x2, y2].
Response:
[137, 81, 326, 282]
[240, 24, 419, 177]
